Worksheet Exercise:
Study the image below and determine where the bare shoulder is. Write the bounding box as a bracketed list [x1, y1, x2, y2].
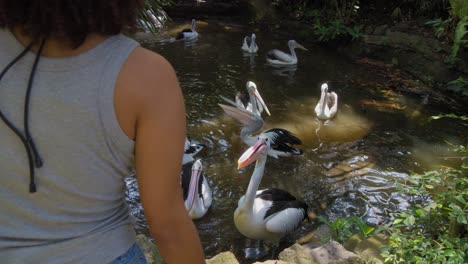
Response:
[115, 46, 184, 139]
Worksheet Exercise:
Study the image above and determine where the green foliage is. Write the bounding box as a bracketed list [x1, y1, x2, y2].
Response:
[381, 140, 468, 263]
[312, 18, 362, 42]
[447, 76, 468, 96]
[425, 18, 454, 39]
[430, 113, 468, 121]
[319, 216, 375, 243]
[450, 0, 468, 18]
[449, 15, 468, 64]
[136, 0, 173, 34]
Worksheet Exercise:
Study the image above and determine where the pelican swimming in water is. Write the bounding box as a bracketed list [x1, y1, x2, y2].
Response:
[220, 81, 270, 117]
[181, 159, 212, 219]
[314, 83, 338, 120]
[266, 40, 308, 65]
[242, 33, 259, 54]
[176, 19, 198, 41]
[234, 134, 308, 258]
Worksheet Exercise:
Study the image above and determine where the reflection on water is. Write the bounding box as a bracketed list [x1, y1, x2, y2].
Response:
[267, 64, 297, 80]
[127, 20, 466, 262]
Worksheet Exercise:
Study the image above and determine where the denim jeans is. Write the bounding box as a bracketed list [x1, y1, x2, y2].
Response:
[112, 243, 148, 264]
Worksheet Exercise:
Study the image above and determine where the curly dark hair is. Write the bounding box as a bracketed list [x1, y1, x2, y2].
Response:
[0, 0, 144, 46]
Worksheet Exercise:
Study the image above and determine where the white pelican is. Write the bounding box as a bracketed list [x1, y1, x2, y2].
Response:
[314, 83, 338, 120]
[234, 134, 308, 258]
[183, 136, 206, 165]
[219, 102, 301, 158]
[242, 33, 259, 54]
[181, 159, 212, 219]
[266, 40, 308, 65]
[220, 81, 270, 117]
[176, 19, 198, 40]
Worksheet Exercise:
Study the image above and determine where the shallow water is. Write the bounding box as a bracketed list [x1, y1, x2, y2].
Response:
[126, 20, 466, 262]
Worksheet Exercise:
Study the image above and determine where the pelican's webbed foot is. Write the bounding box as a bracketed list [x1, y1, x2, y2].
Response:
[243, 247, 268, 259]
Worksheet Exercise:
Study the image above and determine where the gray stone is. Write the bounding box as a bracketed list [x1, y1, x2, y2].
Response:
[206, 251, 240, 264]
[345, 234, 387, 264]
[364, 25, 374, 35]
[373, 25, 388, 35]
[279, 241, 359, 264]
[254, 260, 293, 264]
[136, 234, 164, 264]
[296, 224, 333, 246]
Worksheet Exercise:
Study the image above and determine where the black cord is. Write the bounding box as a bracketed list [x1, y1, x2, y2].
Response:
[25, 38, 46, 168]
[0, 38, 46, 193]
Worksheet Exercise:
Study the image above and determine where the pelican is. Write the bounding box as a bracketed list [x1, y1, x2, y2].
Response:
[183, 136, 206, 165]
[242, 33, 259, 54]
[220, 81, 270, 117]
[314, 83, 338, 120]
[234, 134, 308, 258]
[266, 40, 308, 65]
[181, 159, 212, 219]
[176, 19, 198, 40]
[219, 102, 301, 158]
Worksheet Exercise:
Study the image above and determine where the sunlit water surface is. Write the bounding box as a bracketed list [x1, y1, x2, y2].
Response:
[125, 20, 466, 262]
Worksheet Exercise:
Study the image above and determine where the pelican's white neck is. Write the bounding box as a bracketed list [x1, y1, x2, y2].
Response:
[240, 129, 259, 146]
[288, 43, 298, 60]
[319, 89, 328, 115]
[240, 153, 267, 210]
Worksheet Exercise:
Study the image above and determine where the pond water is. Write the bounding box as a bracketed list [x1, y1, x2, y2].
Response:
[126, 20, 466, 262]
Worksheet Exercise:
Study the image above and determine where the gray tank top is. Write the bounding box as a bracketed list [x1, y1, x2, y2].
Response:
[0, 29, 140, 263]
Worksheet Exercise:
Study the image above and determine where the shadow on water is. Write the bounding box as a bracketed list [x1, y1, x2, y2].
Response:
[128, 20, 467, 262]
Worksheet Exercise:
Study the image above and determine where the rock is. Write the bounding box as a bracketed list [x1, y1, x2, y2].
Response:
[279, 241, 359, 264]
[344, 234, 387, 264]
[373, 25, 388, 35]
[296, 224, 333, 245]
[364, 25, 374, 35]
[326, 155, 375, 180]
[254, 260, 292, 264]
[206, 251, 240, 264]
[135, 234, 164, 264]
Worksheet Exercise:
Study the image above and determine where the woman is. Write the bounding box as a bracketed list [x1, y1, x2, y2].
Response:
[0, 1, 205, 263]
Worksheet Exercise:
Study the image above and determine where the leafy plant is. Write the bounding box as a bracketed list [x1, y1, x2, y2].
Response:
[446, 76, 468, 96]
[425, 18, 454, 39]
[136, 0, 173, 34]
[381, 139, 468, 263]
[449, 15, 468, 64]
[319, 215, 375, 243]
[450, 0, 468, 18]
[313, 19, 358, 42]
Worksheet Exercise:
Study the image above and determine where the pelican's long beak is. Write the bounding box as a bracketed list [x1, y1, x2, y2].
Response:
[296, 43, 308, 51]
[252, 88, 271, 116]
[238, 139, 267, 169]
[186, 159, 203, 210]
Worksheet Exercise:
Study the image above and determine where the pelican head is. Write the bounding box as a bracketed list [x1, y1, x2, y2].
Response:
[246, 81, 271, 116]
[251, 33, 256, 40]
[238, 137, 268, 169]
[288, 40, 308, 51]
[321, 83, 328, 92]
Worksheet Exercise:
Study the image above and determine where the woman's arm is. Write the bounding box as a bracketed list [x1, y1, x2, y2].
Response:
[116, 46, 205, 263]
